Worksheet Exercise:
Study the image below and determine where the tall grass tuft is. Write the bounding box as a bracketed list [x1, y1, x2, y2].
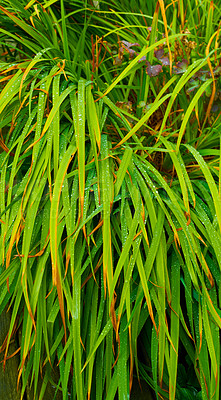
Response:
[0, 1, 221, 399]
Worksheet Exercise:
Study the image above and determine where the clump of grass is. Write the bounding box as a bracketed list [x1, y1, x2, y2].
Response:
[0, 1, 221, 399]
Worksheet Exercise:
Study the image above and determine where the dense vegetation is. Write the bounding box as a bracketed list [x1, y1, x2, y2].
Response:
[0, 0, 221, 399]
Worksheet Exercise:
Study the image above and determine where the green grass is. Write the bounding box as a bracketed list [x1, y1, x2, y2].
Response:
[0, 1, 221, 399]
